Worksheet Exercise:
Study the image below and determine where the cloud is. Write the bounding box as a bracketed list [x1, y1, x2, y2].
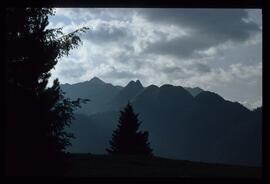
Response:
[139, 9, 260, 41]
[48, 8, 262, 109]
[174, 62, 262, 108]
[79, 19, 133, 44]
[193, 63, 211, 73]
[99, 66, 143, 79]
[143, 34, 219, 58]
[58, 65, 87, 80]
[140, 9, 261, 58]
[161, 66, 183, 74]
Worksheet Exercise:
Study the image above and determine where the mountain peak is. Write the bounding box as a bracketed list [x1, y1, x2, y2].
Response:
[135, 80, 143, 86]
[184, 87, 204, 97]
[194, 87, 203, 91]
[126, 80, 143, 88]
[159, 84, 193, 101]
[89, 77, 105, 84]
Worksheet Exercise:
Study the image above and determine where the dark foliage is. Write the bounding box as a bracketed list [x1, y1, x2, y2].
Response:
[106, 102, 153, 156]
[5, 8, 89, 175]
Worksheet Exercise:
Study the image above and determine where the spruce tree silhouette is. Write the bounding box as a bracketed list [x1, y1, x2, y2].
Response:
[106, 102, 153, 156]
[5, 8, 89, 175]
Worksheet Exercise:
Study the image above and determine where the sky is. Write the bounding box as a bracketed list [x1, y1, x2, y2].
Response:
[47, 8, 262, 110]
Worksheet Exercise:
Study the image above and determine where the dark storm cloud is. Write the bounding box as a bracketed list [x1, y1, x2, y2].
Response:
[115, 54, 147, 70]
[100, 66, 143, 79]
[193, 63, 211, 73]
[140, 9, 260, 58]
[144, 34, 218, 58]
[58, 65, 87, 80]
[159, 64, 210, 79]
[161, 66, 183, 73]
[161, 66, 192, 79]
[139, 9, 260, 41]
[82, 24, 128, 43]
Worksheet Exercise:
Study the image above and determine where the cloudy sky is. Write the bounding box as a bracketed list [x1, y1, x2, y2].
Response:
[47, 8, 262, 109]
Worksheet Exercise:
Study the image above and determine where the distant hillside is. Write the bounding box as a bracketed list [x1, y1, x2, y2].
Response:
[61, 77, 122, 115]
[65, 154, 261, 177]
[107, 80, 144, 111]
[63, 77, 262, 166]
[60, 77, 204, 114]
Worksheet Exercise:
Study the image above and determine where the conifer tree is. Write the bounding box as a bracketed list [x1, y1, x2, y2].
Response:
[5, 8, 89, 175]
[106, 102, 153, 156]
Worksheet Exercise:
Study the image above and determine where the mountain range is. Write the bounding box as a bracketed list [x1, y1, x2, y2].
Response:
[61, 77, 262, 166]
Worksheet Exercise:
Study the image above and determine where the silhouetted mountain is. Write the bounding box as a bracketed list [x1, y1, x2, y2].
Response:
[61, 77, 203, 113]
[89, 76, 105, 84]
[185, 87, 203, 97]
[107, 80, 144, 111]
[136, 84, 159, 98]
[253, 106, 262, 113]
[65, 113, 117, 153]
[61, 77, 121, 115]
[195, 91, 225, 104]
[62, 78, 261, 166]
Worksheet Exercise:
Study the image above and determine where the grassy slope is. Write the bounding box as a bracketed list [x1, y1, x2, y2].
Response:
[65, 153, 261, 177]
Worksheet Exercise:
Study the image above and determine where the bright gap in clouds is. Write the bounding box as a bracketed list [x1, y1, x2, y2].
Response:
[47, 8, 262, 110]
